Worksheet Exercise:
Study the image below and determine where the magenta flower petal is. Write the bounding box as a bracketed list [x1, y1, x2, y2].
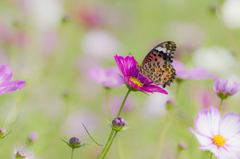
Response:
[0, 81, 26, 95]
[114, 55, 167, 94]
[0, 65, 26, 95]
[142, 85, 168, 94]
[0, 65, 12, 84]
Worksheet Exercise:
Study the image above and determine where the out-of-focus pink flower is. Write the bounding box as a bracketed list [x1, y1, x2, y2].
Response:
[61, 110, 99, 138]
[81, 29, 122, 60]
[29, 131, 39, 142]
[114, 55, 167, 94]
[172, 60, 217, 80]
[102, 96, 135, 115]
[213, 77, 240, 99]
[77, 4, 102, 27]
[13, 31, 27, 48]
[189, 106, 240, 159]
[0, 22, 11, 44]
[89, 67, 123, 88]
[0, 65, 26, 96]
[0, 49, 9, 65]
[40, 29, 58, 54]
[197, 89, 222, 109]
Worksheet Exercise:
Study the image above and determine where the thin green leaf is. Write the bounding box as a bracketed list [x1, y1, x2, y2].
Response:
[82, 123, 103, 146]
[60, 138, 69, 145]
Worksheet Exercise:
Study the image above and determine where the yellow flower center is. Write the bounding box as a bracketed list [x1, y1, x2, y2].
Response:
[129, 76, 143, 87]
[212, 134, 226, 147]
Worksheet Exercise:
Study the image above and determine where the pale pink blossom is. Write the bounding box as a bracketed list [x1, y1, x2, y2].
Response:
[189, 106, 240, 159]
[89, 66, 123, 88]
[213, 77, 240, 97]
[172, 60, 217, 80]
[0, 65, 26, 95]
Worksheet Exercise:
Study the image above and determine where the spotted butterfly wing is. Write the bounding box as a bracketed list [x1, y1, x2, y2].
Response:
[137, 41, 177, 88]
[142, 41, 176, 65]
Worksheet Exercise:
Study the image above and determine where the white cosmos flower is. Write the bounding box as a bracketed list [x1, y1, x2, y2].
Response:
[222, 0, 240, 29]
[142, 91, 171, 117]
[189, 106, 240, 159]
[24, 0, 63, 29]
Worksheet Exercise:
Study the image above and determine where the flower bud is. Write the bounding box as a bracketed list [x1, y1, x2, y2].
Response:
[29, 131, 39, 142]
[166, 99, 175, 111]
[60, 137, 86, 149]
[112, 117, 127, 131]
[178, 142, 187, 151]
[213, 77, 240, 100]
[69, 137, 81, 146]
[15, 151, 26, 159]
[0, 127, 6, 136]
[62, 14, 70, 24]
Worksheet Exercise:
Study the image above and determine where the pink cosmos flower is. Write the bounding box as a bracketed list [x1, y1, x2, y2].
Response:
[0, 65, 26, 95]
[213, 77, 240, 99]
[89, 66, 123, 88]
[114, 55, 167, 94]
[102, 95, 135, 115]
[172, 60, 217, 80]
[189, 106, 240, 159]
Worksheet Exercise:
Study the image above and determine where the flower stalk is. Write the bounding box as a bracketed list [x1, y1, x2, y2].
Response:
[219, 99, 223, 114]
[98, 89, 131, 158]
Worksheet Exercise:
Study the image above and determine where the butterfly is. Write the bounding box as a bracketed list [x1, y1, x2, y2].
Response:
[137, 41, 177, 88]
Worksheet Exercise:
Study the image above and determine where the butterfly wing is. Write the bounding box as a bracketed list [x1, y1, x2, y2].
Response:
[142, 41, 176, 65]
[141, 61, 176, 88]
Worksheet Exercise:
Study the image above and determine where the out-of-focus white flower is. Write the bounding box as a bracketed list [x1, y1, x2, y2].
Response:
[142, 91, 171, 118]
[23, 0, 63, 29]
[193, 46, 236, 75]
[222, 0, 240, 29]
[81, 29, 122, 60]
[167, 22, 205, 52]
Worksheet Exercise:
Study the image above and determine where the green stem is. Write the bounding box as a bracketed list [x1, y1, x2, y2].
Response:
[98, 89, 131, 158]
[98, 129, 115, 158]
[175, 150, 181, 159]
[105, 88, 112, 118]
[102, 131, 118, 159]
[219, 99, 223, 114]
[117, 89, 131, 117]
[154, 109, 174, 159]
[209, 153, 213, 159]
[71, 148, 74, 159]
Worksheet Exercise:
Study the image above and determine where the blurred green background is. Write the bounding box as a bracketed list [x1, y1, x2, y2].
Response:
[0, 0, 240, 158]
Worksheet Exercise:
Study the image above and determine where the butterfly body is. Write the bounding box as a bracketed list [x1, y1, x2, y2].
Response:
[137, 41, 177, 88]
